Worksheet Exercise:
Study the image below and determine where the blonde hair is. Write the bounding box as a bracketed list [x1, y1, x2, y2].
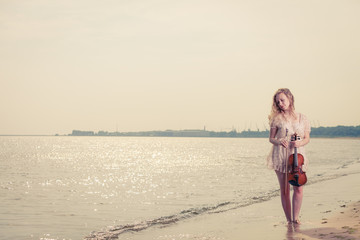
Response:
[268, 88, 296, 123]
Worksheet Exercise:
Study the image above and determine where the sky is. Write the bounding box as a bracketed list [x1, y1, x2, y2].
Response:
[1, 0, 360, 135]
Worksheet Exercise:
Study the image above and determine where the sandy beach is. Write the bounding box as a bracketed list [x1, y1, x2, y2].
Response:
[118, 172, 360, 240]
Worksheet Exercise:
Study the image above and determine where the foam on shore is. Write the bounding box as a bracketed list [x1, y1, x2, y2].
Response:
[118, 172, 360, 240]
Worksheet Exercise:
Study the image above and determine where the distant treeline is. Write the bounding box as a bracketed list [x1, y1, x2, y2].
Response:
[310, 125, 360, 138]
[70, 125, 360, 138]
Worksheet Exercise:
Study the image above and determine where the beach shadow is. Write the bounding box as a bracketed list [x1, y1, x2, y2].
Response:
[286, 224, 359, 240]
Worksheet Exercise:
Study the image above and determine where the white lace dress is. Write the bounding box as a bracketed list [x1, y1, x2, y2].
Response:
[266, 113, 311, 173]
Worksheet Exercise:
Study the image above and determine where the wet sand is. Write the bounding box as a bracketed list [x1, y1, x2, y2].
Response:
[120, 172, 360, 240]
[294, 200, 360, 240]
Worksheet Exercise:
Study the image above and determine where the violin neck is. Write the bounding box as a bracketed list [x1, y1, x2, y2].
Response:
[293, 134, 299, 167]
[294, 147, 298, 167]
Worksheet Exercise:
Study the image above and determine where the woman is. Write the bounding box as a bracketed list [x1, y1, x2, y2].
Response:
[267, 88, 311, 224]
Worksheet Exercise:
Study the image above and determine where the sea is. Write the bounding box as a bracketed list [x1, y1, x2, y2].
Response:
[1, 136, 360, 240]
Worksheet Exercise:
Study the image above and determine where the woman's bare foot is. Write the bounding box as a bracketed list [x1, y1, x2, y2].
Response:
[293, 219, 301, 224]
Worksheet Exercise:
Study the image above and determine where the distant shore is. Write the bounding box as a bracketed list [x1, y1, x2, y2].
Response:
[1, 125, 359, 138]
[69, 125, 360, 138]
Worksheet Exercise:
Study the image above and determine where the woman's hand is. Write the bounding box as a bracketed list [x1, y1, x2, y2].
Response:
[289, 132, 310, 148]
[290, 140, 301, 148]
[280, 139, 289, 148]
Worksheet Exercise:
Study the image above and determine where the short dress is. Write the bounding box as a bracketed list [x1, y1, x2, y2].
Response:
[266, 113, 311, 173]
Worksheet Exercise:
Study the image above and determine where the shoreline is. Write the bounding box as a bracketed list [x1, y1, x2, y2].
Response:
[118, 173, 360, 240]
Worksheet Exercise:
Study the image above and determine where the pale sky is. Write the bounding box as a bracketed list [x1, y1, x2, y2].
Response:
[1, 0, 359, 135]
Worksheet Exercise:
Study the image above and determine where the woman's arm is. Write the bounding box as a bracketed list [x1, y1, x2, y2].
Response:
[269, 127, 288, 148]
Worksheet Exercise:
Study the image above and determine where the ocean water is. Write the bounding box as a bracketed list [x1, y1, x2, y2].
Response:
[0, 136, 359, 240]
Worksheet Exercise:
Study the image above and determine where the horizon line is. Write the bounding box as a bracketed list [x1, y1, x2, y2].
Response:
[1, 124, 359, 136]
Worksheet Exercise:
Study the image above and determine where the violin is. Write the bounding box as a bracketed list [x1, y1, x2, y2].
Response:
[287, 133, 307, 187]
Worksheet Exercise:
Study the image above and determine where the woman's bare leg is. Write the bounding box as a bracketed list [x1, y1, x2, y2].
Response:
[292, 186, 303, 223]
[276, 171, 292, 223]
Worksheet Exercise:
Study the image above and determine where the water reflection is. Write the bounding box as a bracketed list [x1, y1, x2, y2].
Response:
[286, 223, 301, 240]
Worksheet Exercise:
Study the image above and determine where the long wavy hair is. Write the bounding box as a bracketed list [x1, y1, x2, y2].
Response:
[268, 88, 296, 123]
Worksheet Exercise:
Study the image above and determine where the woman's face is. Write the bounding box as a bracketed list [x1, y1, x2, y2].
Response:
[275, 92, 290, 112]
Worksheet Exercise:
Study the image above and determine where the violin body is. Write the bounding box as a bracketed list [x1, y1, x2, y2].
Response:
[288, 153, 307, 186]
[287, 134, 307, 187]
